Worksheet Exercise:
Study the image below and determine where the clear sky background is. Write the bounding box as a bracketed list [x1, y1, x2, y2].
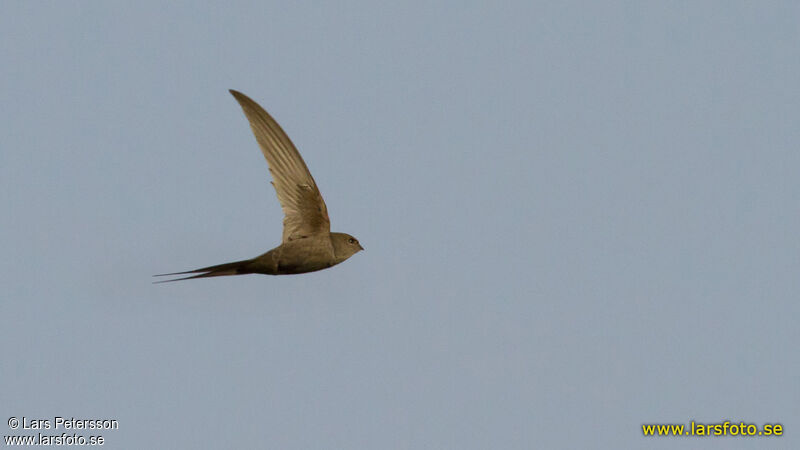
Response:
[2, 2, 798, 449]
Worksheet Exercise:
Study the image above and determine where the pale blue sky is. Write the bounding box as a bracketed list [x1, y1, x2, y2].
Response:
[2, 1, 798, 449]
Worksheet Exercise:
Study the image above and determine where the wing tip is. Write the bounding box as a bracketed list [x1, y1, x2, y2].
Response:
[229, 89, 247, 101]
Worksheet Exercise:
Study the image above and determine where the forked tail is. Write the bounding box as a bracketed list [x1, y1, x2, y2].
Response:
[153, 259, 254, 283]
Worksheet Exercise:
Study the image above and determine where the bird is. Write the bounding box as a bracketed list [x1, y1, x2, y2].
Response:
[155, 90, 363, 282]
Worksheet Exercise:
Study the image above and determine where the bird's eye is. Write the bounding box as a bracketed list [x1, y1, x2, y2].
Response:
[348, 238, 355, 244]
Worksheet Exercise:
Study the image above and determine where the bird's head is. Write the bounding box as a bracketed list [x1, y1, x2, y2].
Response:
[331, 232, 364, 263]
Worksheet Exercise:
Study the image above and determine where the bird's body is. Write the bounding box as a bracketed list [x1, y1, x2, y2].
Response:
[155, 91, 362, 283]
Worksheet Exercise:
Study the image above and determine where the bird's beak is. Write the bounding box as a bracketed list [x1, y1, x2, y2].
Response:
[358, 243, 364, 251]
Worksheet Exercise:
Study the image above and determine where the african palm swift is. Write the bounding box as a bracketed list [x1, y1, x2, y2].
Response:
[155, 90, 363, 282]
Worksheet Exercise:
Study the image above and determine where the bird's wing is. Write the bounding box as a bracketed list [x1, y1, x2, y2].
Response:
[229, 90, 330, 242]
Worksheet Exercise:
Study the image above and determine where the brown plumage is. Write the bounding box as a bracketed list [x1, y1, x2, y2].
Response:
[155, 90, 363, 283]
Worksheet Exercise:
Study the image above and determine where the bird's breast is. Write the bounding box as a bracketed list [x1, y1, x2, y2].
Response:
[274, 236, 337, 274]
